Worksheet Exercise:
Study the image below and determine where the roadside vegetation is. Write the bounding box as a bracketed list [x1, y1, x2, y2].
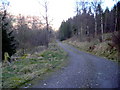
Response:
[63, 32, 119, 63]
[1, 1, 69, 88]
[1, 0, 120, 89]
[2, 42, 67, 88]
[57, 1, 120, 63]
[0, 63, 2, 88]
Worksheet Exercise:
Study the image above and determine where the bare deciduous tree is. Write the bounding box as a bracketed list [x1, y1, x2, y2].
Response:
[38, 0, 50, 47]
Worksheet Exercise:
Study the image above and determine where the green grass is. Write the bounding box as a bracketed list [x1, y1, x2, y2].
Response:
[2, 42, 68, 88]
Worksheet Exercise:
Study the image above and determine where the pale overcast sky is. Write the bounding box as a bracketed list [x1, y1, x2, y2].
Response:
[1, 0, 119, 30]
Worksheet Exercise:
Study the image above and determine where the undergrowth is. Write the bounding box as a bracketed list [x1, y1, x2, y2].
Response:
[64, 33, 119, 63]
[2, 42, 67, 88]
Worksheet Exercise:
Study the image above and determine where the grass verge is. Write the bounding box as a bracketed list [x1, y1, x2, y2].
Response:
[63, 36, 119, 63]
[2, 42, 68, 88]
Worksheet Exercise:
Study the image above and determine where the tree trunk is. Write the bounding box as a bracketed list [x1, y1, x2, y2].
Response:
[45, 2, 49, 48]
[80, 23, 83, 41]
[117, 35, 120, 62]
[95, 13, 97, 37]
[115, 0, 118, 32]
[46, 17, 49, 48]
[101, 13, 104, 42]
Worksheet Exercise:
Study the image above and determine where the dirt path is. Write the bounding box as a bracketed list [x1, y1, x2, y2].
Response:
[32, 41, 119, 88]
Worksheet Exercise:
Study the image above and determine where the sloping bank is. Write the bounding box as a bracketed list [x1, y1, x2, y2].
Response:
[2, 42, 68, 88]
[64, 38, 119, 63]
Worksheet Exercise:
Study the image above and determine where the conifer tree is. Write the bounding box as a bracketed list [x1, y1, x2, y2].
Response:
[2, 10, 17, 62]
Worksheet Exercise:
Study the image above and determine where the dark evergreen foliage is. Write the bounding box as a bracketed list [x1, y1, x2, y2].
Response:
[58, 1, 120, 42]
[2, 11, 17, 61]
[58, 21, 72, 41]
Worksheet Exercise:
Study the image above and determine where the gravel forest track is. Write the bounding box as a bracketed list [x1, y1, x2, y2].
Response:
[33, 41, 119, 88]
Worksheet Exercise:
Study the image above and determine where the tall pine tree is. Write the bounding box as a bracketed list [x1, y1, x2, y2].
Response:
[2, 10, 17, 62]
